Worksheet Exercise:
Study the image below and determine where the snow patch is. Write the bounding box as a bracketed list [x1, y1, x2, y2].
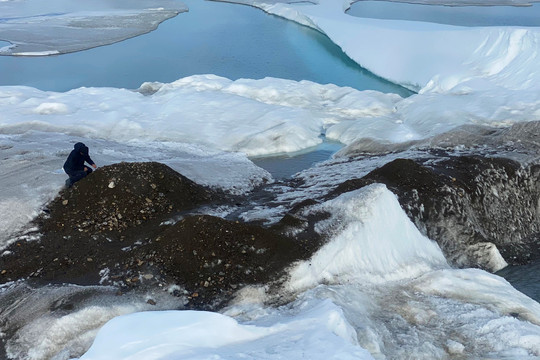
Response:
[286, 184, 448, 291]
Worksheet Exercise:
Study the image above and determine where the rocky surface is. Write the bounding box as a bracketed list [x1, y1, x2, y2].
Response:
[1, 154, 538, 312]
[0, 162, 323, 309]
[329, 155, 540, 271]
[40, 161, 217, 236]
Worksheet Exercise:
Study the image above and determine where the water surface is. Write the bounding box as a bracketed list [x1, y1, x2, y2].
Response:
[252, 141, 343, 179]
[496, 260, 540, 302]
[0, 0, 411, 96]
[347, 1, 540, 27]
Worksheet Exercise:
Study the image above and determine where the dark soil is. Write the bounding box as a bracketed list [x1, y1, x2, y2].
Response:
[1, 155, 537, 310]
[0, 162, 323, 310]
[39, 161, 216, 236]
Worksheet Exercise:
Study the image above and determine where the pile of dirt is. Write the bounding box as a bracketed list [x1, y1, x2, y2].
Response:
[126, 215, 310, 308]
[0, 162, 318, 309]
[39, 162, 216, 236]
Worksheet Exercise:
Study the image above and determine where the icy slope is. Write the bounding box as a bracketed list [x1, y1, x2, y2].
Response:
[242, 0, 540, 94]
[286, 184, 448, 290]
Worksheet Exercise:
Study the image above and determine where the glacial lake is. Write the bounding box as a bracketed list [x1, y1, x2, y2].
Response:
[0, 0, 411, 96]
[347, 1, 540, 27]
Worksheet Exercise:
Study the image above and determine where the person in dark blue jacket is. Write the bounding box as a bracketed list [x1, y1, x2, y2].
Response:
[63, 142, 97, 187]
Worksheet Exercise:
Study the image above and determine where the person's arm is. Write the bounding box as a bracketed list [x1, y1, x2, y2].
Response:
[85, 154, 97, 169]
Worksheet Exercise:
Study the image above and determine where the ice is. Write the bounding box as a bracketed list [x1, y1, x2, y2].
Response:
[285, 184, 448, 290]
[0, 76, 401, 157]
[78, 299, 375, 360]
[0, 0, 187, 56]
[3, 75, 538, 161]
[346, 1, 540, 27]
[238, 0, 540, 91]
[0, 283, 184, 360]
[1, 78, 324, 156]
[411, 268, 540, 324]
[222, 0, 540, 148]
[2, 0, 540, 357]
[1, 74, 537, 253]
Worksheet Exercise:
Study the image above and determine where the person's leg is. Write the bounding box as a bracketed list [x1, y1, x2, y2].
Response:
[68, 170, 88, 186]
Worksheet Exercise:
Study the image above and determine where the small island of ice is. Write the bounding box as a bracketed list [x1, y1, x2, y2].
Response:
[0, 0, 187, 56]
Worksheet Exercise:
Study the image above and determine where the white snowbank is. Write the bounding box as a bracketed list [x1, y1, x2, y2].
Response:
[0, 76, 402, 156]
[79, 301, 375, 360]
[248, 0, 540, 92]
[286, 184, 448, 290]
[3, 75, 538, 159]
[0, 0, 186, 55]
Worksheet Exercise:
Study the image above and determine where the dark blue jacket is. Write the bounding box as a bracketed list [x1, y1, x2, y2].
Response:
[63, 142, 95, 175]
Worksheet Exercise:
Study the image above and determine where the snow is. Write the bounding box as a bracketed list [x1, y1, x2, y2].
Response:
[3, 75, 538, 160]
[0, 77, 327, 156]
[79, 302, 374, 360]
[286, 184, 448, 290]
[0, 0, 186, 55]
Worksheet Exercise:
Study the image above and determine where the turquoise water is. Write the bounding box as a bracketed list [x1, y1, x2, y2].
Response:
[347, 1, 540, 27]
[0, 0, 411, 96]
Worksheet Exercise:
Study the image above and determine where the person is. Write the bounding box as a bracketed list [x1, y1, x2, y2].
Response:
[63, 142, 97, 187]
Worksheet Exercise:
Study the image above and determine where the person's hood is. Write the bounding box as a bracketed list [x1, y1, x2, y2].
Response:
[74, 142, 88, 155]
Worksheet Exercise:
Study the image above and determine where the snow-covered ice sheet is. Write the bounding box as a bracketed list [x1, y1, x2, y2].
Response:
[2, 75, 539, 158]
[229, 0, 540, 95]
[0, 0, 186, 56]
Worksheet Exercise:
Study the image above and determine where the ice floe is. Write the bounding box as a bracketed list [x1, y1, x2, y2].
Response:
[0, 0, 186, 55]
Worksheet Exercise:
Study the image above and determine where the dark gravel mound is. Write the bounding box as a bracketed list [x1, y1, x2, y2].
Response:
[0, 162, 318, 309]
[40, 162, 215, 235]
[131, 215, 309, 308]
